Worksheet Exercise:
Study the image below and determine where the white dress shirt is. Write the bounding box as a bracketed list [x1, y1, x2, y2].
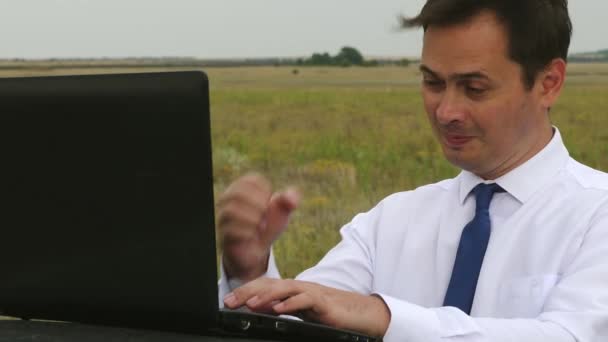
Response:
[219, 128, 608, 342]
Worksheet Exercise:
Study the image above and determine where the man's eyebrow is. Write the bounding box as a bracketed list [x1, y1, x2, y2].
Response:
[419, 64, 490, 81]
[419, 65, 439, 78]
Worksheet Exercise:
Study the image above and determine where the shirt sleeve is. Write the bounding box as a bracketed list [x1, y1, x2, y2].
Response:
[377, 296, 576, 342]
[295, 212, 375, 295]
[217, 248, 282, 308]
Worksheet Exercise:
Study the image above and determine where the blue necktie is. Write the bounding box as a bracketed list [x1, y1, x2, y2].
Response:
[443, 183, 504, 314]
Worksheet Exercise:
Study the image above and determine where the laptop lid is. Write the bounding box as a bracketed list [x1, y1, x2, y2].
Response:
[0, 71, 219, 334]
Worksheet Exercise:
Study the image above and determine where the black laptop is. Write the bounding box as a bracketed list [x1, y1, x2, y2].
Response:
[0, 71, 380, 342]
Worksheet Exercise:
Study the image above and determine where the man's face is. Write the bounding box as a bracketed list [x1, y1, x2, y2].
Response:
[420, 11, 552, 179]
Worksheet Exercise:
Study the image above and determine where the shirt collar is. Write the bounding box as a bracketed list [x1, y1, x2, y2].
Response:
[458, 127, 570, 204]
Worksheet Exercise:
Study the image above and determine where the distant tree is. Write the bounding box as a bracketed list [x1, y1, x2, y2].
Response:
[302, 47, 371, 66]
[363, 59, 380, 67]
[309, 52, 333, 65]
[335, 46, 364, 66]
[397, 58, 411, 67]
[334, 57, 352, 67]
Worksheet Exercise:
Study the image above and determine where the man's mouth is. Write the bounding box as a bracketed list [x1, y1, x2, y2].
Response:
[443, 133, 473, 147]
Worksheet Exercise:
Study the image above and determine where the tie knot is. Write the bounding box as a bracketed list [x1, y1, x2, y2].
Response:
[472, 183, 504, 212]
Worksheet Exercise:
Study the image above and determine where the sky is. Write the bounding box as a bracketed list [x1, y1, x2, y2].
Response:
[0, 0, 606, 59]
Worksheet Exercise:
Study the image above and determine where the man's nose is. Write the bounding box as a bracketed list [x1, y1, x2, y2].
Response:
[435, 89, 467, 125]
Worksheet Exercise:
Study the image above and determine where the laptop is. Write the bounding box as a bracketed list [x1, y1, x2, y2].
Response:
[0, 71, 380, 342]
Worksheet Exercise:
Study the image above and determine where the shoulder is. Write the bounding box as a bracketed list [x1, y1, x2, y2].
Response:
[379, 177, 456, 208]
[352, 177, 457, 225]
[343, 177, 457, 244]
[558, 158, 608, 223]
[565, 158, 608, 192]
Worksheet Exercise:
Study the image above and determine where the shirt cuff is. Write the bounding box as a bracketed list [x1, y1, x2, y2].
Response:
[218, 248, 282, 307]
[375, 293, 441, 342]
[376, 293, 484, 341]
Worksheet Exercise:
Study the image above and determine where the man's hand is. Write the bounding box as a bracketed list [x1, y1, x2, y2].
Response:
[223, 277, 391, 338]
[217, 174, 300, 281]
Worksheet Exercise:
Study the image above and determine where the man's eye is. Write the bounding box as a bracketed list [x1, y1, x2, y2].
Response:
[466, 86, 486, 95]
[423, 79, 444, 89]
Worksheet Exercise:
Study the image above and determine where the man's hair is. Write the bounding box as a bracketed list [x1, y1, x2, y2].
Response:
[402, 0, 572, 89]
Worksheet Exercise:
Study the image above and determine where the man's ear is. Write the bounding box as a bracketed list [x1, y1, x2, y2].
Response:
[537, 58, 567, 110]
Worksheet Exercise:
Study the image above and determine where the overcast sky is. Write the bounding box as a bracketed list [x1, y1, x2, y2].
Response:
[0, 0, 606, 59]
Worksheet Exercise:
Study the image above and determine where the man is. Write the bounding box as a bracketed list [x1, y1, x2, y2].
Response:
[217, 1, 608, 341]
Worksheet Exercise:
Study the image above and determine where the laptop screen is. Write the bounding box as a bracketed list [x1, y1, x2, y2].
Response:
[0, 71, 219, 334]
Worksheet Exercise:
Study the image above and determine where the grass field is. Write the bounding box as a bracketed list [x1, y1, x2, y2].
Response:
[208, 65, 608, 277]
[2, 64, 607, 278]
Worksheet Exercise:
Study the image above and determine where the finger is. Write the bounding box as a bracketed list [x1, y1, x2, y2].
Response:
[217, 179, 272, 217]
[261, 187, 301, 245]
[225, 173, 272, 198]
[247, 300, 282, 315]
[219, 202, 266, 243]
[246, 279, 304, 310]
[218, 176, 273, 234]
[225, 278, 303, 310]
[217, 193, 269, 222]
[218, 199, 264, 228]
[217, 178, 274, 241]
[272, 292, 315, 316]
[223, 277, 273, 309]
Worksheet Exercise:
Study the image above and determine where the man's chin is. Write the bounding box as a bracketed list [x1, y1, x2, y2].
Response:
[442, 151, 480, 172]
[446, 156, 499, 179]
